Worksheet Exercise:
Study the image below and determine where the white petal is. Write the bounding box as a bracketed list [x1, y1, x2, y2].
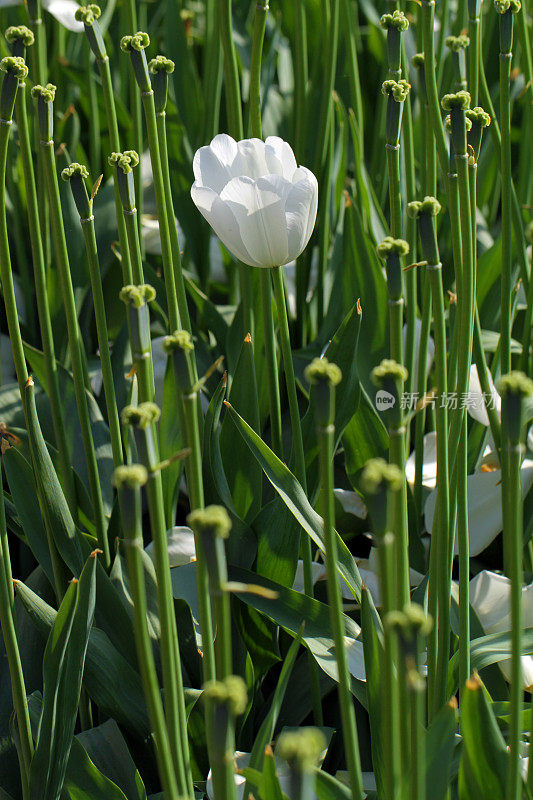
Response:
[345, 636, 366, 681]
[43, 0, 84, 31]
[405, 431, 438, 489]
[282, 260, 298, 316]
[145, 526, 196, 567]
[334, 488, 367, 519]
[191, 183, 259, 266]
[402, 319, 434, 388]
[193, 135, 239, 193]
[265, 136, 298, 180]
[206, 752, 250, 800]
[0, 0, 22, 6]
[291, 560, 326, 593]
[291, 166, 318, 246]
[467, 363, 501, 427]
[233, 138, 269, 180]
[220, 175, 291, 267]
[285, 171, 319, 263]
[470, 570, 533, 688]
[425, 460, 533, 556]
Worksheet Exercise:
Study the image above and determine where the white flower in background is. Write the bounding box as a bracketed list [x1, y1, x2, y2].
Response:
[423, 363, 533, 556]
[405, 432, 438, 490]
[191, 134, 318, 268]
[284, 251, 319, 318]
[333, 488, 367, 519]
[141, 215, 185, 257]
[0, 0, 83, 30]
[424, 459, 533, 557]
[145, 526, 196, 567]
[402, 319, 435, 388]
[206, 750, 326, 800]
[469, 570, 533, 689]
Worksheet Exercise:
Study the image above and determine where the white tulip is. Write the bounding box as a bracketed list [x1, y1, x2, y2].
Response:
[424, 460, 533, 557]
[191, 134, 318, 268]
[145, 526, 196, 567]
[0, 0, 83, 30]
[466, 363, 501, 427]
[469, 570, 533, 689]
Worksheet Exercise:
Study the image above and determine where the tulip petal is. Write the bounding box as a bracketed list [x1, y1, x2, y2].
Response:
[191, 183, 260, 266]
[285, 170, 319, 261]
[405, 431, 438, 489]
[233, 138, 269, 180]
[145, 526, 196, 567]
[291, 560, 326, 593]
[467, 363, 501, 427]
[424, 459, 533, 556]
[220, 175, 291, 267]
[193, 134, 239, 193]
[43, 0, 84, 31]
[265, 136, 298, 180]
[333, 488, 367, 519]
[470, 570, 533, 688]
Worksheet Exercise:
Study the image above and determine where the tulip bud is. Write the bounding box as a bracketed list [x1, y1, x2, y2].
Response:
[109, 150, 139, 213]
[371, 358, 408, 432]
[498, 371, 533, 445]
[120, 284, 155, 373]
[380, 10, 409, 78]
[0, 57, 27, 123]
[75, 5, 106, 61]
[494, 0, 520, 54]
[61, 162, 92, 220]
[360, 457, 403, 537]
[445, 34, 470, 89]
[407, 196, 442, 266]
[31, 83, 56, 142]
[163, 330, 196, 393]
[277, 727, 326, 800]
[382, 79, 411, 146]
[121, 31, 152, 93]
[305, 357, 342, 429]
[441, 90, 471, 155]
[148, 55, 175, 114]
[377, 236, 409, 302]
[466, 106, 491, 161]
[5, 26, 34, 58]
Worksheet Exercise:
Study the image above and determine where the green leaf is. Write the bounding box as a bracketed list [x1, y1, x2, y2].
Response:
[76, 720, 147, 800]
[220, 334, 262, 521]
[314, 770, 352, 800]
[228, 567, 367, 706]
[29, 552, 97, 800]
[2, 447, 53, 584]
[224, 402, 362, 600]
[15, 579, 150, 738]
[458, 675, 508, 800]
[343, 386, 389, 485]
[425, 700, 458, 800]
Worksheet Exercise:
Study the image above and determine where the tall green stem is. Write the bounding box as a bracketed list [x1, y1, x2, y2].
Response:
[499, 37, 513, 375]
[306, 359, 364, 800]
[35, 89, 109, 566]
[115, 467, 181, 800]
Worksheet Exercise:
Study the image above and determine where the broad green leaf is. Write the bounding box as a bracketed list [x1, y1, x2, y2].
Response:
[15, 579, 150, 738]
[76, 720, 147, 800]
[224, 402, 362, 601]
[425, 700, 458, 800]
[343, 386, 388, 485]
[458, 675, 507, 800]
[3, 447, 53, 584]
[29, 552, 97, 800]
[229, 567, 367, 706]
[314, 770, 352, 800]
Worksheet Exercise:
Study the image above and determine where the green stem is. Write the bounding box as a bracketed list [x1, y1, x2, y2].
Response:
[248, 2, 268, 138]
[259, 270, 283, 457]
[217, 0, 244, 139]
[132, 423, 191, 795]
[156, 111, 191, 334]
[141, 90, 181, 333]
[468, 13, 480, 106]
[117, 477, 181, 800]
[457, 419, 469, 697]
[80, 216, 123, 467]
[316, 390, 364, 800]
[341, 0, 364, 152]
[272, 267, 306, 485]
[203, 0, 222, 141]
[97, 56, 133, 285]
[500, 50, 513, 376]
[293, 0, 308, 164]
[13, 80, 77, 513]
[87, 50, 100, 171]
[124, 0, 143, 228]
[39, 138, 109, 567]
